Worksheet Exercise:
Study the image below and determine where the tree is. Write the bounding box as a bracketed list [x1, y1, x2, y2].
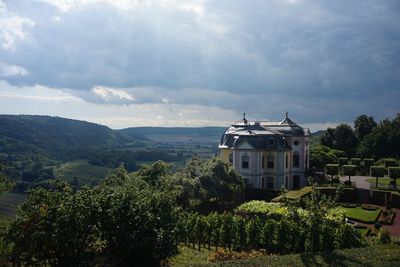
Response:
[309, 144, 342, 171]
[357, 114, 400, 158]
[338, 157, 348, 166]
[370, 166, 386, 189]
[325, 164, 339, 185]
[363, 159, 374, 176]
[320, 128, 335, 147]
[388, 167, 400, 190]
[5, 169, 180, 266]
[200, 158, 244, 204]
[342, 165, 357, 185]
[334, 124, 358, 156]
[354, 114, 377, 141]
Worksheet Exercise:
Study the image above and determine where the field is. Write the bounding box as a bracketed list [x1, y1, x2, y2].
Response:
[169, 244, 400, 267]
[340, 206, 382, 224]
[56, 160, 110, 186]
[0, 192, 26, 219]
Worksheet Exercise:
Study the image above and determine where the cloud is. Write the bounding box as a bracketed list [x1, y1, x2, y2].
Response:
[92, 86, 134, 101]
[0, 62, 28, 77]
[0, 0, 399, 128]
[0, 1, 35, 50]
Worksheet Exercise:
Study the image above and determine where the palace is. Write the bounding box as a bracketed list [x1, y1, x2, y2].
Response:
[219, 112, 310, 190]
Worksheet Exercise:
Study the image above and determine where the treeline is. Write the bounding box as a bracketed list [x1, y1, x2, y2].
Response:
[311, 114, 400, 170]
[1, 158, 369, 266]
[0, 157, 244, 266]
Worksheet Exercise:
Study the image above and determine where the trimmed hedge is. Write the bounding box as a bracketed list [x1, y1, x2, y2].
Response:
[391, 192, 400, 208]
[371, 190, 392, 206]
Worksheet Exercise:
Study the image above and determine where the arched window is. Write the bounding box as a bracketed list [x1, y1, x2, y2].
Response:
[293, 152, 300, 168]
[242, 154, 249, 169]
[267, 155, 274, 169]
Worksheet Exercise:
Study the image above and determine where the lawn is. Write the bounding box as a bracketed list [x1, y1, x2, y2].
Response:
[169, 244, 400, 267]
[272, 187, 311, 202]
[367, 177, 392, 185]
[339, 206, 381, 224]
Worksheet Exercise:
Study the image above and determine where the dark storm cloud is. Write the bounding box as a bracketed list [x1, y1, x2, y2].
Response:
[0, 0, 399, 124]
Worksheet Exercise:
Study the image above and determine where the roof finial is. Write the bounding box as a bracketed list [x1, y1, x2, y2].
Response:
[285, 111, 288, 119]
[243, 112, 246, 120]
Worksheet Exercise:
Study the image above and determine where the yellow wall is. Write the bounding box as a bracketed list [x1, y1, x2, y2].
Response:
[220, 148, 231, 162]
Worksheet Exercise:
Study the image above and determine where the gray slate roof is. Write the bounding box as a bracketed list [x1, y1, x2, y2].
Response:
[219, 114, 310, 150]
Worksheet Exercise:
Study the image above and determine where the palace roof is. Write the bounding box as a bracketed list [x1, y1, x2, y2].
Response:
[219, 112, 310, 150]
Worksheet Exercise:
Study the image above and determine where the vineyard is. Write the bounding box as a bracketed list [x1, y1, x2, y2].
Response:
[177, 203, 365, 254]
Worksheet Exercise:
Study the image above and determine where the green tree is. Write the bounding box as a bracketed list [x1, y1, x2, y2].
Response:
[325, 164, 339, 186]
[320, 128, 335, 147]
[334, 124, 358, 156]
[200, 158, 244, 204]
[5, 169, 180, 266]
[358, 114, 400, 158]
[354, 114, 377, 141]
[370, 166, 386, 188]
[363, 158, 374, 176]
[342, 165, 357, 185]
[388, 167, 400, 190]
[5, 183, 100, 266]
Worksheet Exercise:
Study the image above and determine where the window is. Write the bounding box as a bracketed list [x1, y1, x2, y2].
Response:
[261, 176, 266, 189]
[242, 155, 249, 169]
[267, 155, 274, 169]
[285, 176, 288, 189]
[229, 153, 233, 164]
[269, 138, 274, 145]
[293, 140, 299, 146]
[285, 154, 288, 168]
[262, 155, 265, 169]
[267, 177, 274, 189]
[293, 153, 300, 168]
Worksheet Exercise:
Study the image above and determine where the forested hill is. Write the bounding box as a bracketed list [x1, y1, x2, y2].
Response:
[119, 126, 227, 137]
[0, 115, 140, 160]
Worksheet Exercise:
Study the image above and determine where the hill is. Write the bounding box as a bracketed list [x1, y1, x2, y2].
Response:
[0, 115, 141, 160]
[119, 126, 226, 145]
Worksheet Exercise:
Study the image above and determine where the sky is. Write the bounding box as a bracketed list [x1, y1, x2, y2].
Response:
[0, 0, 399, 131]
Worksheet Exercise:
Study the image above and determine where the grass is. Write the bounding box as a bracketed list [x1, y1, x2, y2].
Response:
[339, 206, 381, 224]
[272, 187, 312, 202]
[0, 192, 26, 219]
[169, 244, 400, 267]
[367, 178, 392, 185]
[56, 160, 110, 186]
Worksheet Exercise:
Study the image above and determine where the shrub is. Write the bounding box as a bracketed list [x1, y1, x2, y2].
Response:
[384, 159, 398, 168]
[375, 228, 391, 244]
[341, 203, 357, 208]
[350, 158, 361, 166]
[338, 158, 348, 166]
[361, 204, 377, 211]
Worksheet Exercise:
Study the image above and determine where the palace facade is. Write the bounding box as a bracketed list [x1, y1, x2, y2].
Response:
[219, 113, 310, 190]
